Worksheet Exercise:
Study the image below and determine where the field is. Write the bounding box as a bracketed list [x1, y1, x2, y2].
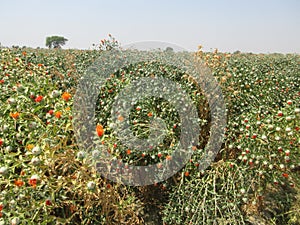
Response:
[0, 43, 299, 225]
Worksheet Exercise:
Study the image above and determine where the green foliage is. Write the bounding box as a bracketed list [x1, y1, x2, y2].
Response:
[163, 50, 300, 224]
[0, 48, 142, 224]
[46, 36, 68, 49]
[0, 44, 299, 224]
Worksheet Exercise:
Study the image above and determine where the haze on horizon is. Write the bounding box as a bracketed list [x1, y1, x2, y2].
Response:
[0, 0, 299, 53]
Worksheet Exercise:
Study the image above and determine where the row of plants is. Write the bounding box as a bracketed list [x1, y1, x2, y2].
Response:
[163, 48, 300, 224]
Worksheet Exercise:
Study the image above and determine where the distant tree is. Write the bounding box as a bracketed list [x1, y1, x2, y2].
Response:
[46, 36, 68, 49]
[165, 47, 174, 52]
[233, 50, 241, 54]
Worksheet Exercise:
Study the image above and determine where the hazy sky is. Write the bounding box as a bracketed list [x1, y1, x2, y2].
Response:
[1, 0, 299, 53]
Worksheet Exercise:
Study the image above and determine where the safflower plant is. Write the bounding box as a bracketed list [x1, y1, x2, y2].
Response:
[0, 47, 143, 224]
[0, 38, 299, 225]
[163, 49, 300, 225]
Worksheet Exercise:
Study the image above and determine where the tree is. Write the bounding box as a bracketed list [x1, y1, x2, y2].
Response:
[46, 36, 68, 49]
[165, 47, 174, 52]
[233, 50, 241, 54]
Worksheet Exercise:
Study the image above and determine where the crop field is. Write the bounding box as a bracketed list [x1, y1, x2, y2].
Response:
[0, 43, 299, 224]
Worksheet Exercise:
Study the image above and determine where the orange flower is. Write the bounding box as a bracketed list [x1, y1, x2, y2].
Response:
[55, 111, 62, 119]
[38, 63, 43, 67]
[26, 144, 34, 150]
[62, 92, 72, 101]
[35, 95, 43, 102]
[29, 175, 39, 188]
[10, 112, 20, 119]
[126, 149, 131, 155]
[117, 115, 124, 122]
[22, 51, 27, 56]
[96, 124, 104, 137]
[147, 112, 153, 117]
[0, 204, 3, 211]
[29, 180, 37, 188]
[282, 173, 289, 178]
[14, 179, 24, 187]
[184, 171, 190, 177]
[166, 155, 172, 160]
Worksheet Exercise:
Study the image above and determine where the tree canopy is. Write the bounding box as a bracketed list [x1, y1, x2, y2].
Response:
[46, 36, 68, 49]
[165, 47, 174, 52]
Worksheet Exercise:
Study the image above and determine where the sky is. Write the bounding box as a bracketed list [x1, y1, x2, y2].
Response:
[0, 0, 300, 53]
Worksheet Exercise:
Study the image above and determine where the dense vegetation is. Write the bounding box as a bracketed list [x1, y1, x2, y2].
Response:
[0, 41, 299, 224]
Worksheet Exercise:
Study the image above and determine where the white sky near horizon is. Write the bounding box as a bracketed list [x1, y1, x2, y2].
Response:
[0, 0, 299, 53]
